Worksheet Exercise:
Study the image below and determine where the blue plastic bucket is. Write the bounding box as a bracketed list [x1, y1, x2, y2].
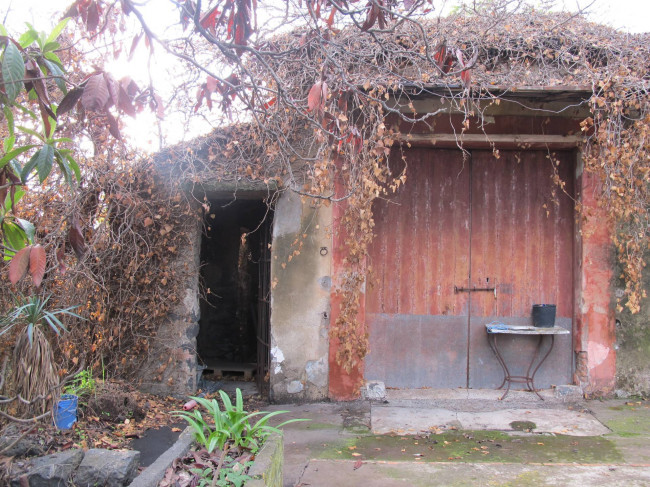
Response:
[54, 394, 78, 429]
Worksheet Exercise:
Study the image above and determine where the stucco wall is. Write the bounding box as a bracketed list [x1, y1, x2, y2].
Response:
[269, 191, 332, 402]
[615, 253, 650, 396]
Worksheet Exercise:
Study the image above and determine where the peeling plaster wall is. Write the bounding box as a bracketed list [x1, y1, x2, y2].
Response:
[615, 253, 650, 396]
[138, 204, 202, 397]
[574, 167, 617, 396]
[269, 191, 331, 402]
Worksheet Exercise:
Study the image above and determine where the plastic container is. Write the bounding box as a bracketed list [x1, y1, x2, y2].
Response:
[54, 394, 78, 429]
[532, 304, 556, 328]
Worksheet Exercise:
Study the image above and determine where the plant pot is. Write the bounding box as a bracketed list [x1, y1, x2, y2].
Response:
[54, 394, 78, 429]
[532, 304, 556, 328]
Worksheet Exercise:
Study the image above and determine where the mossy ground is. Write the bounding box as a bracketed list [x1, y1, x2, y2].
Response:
[319, 430, 623, 464]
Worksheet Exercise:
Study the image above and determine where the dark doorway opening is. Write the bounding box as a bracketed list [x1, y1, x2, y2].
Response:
[198, 198, 272, 397]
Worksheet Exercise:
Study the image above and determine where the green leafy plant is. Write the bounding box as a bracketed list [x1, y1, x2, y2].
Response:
[190, 463, 253, 487]
[63, 368, 96, 397]
[174, 388, 308, 453]
[0, 294, 81, 342]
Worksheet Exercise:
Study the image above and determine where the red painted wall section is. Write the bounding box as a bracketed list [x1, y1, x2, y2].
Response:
[328, 167, 365, 401]
[577, 168, 617, 395]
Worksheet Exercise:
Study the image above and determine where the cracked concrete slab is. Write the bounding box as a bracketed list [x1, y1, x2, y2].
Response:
[371, 407, 610, 436]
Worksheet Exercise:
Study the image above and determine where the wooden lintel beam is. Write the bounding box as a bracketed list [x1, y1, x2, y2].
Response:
[398, 133, 585, 150]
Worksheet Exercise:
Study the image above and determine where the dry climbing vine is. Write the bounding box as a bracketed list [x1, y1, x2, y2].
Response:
[2, 2, 649, 388]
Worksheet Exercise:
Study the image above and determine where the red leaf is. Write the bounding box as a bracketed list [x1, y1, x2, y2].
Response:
[9, 247, 31, 285]
[82, 74, 110, 111]
[327, 5, 336, 27]
[307, 82, 321, 112]
[263, 97, 276, 110]
[128, 32, 142, 61]
[433, 41, 447, 70]
[69, 220, 86, 259]
[58, 87, 84, 115]
[227, 10, 235, 38]
[103, 72, 119, 108]
[307, 81, 328, 113]
[38, 102, 53, 138]
[26, 62, 52, 108]
[206, 76, 218, 94]
[86, 1, 101, 31]
[29, 244, 46, 288]
[353, 459, 363, 470]
[362, 5, 378, 31]
[235, 24, 244, 45]
[56, 245, 67, 275]
[461, 69, 471, 87]
[199, 5, 221, 32]
[117, 85, 136, 117]
[105, 111, 121, 140]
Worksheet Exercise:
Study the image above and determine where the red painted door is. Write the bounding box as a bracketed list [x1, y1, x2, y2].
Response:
[365, 148, 574, 389]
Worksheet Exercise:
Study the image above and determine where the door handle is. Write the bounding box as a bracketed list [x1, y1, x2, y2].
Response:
[454, 285, 498, 299]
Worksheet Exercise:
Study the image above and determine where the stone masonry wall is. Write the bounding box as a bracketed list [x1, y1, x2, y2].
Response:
[615, 252, 650, 396]
[138, 204, 202, 397]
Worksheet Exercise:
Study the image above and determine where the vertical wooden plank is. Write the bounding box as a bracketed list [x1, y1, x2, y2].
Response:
[469, 149, 575, 389]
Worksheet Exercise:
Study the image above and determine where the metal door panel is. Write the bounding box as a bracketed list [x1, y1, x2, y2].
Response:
[365, 313, 469, 388]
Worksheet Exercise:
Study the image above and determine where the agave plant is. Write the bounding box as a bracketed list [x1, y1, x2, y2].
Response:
[0, 294, 82, 415]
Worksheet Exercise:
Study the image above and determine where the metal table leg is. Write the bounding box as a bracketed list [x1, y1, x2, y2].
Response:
[488, 333, 556, 401]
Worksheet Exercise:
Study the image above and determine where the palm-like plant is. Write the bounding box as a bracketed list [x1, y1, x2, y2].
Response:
[0, 295, 81, 415]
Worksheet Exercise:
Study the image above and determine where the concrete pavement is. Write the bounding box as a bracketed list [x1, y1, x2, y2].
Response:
[271, 389, 650, 487]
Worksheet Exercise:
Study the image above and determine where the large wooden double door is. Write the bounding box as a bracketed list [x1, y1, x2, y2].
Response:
[365, 149, 574, 389]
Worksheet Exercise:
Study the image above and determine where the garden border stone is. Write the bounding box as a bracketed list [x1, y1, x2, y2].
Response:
[128, 426, 195, 487]
[247, 432, 283, 487]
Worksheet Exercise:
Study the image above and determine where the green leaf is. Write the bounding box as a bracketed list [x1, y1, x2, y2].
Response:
[65, 154, 81, 182]
[0, 145, 37, 170]
[2, 41, 25, 103]
[16, 218, 35, 243]
[22, 145, 54, 183]
[3, 106, 15, 137]
[2, 220, 28, 255]
[55, 149, 73, 184]
[0, 25, 7, 36]
[43, 41, 60, 53]
[3, 135, 15, 153]
[16, 125, 44, 140]
[18, 29, 38, 48]
[43, 51, 63, 67]
[36, 144, 54, 182]
[46, 18, 70, 44]
[4, 189, 25, 213]
[42, 60, 66, 94]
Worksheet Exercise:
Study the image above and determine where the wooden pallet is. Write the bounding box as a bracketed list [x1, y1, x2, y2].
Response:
[202, 361, 256, 380]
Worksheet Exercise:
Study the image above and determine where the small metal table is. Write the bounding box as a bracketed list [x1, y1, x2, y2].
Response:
[485, 324, 570, 400]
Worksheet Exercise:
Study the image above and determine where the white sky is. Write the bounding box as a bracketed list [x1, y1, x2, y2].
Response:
[5, 0, 648, 33]
[2, 0, 649, 151]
